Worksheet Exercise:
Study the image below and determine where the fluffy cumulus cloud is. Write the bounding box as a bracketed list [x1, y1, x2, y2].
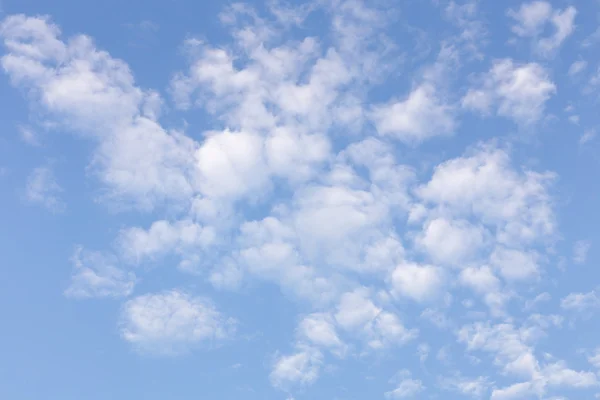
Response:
[1, 0, 599, 399]
[508, 1, 577, 57]
[462, 59, 556, 124]
[65, 246, 136, 299]
[119, 290, 235, 355]
[385, 370, 425, 399]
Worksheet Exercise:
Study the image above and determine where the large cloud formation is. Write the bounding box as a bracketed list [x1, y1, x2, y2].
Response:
[1, 1, 596, 398]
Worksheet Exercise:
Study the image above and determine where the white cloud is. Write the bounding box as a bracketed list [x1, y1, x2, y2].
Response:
[462, 59, 556, 124]
[508, 2, 577, 57]
[490, 247, 539, 281]
[460, 320, 598, 398]
[459, 266, 509, 315]
[385, 370, 425, 399]
[195, 129, 271, 199]
[1, 4, 588, 398]
[18, 125, 40, 146]
[490, 381, 540, 400]
[25, 165, 65, 212]
[561, 290, 600, 313]
[508, 1, 553, 37]
[589, 348, 600, 369]
[416, 144, 555, 247]
[458, 322, 540, 379]
[460, 266, 500, 294]
[541, 361, 598, 388]
[64, 246, 135, 299]
[568, 60, 588, 77]
[573, 240, 591, 264]
[335, 288, 417, 349]
[270, 346, 323, 388]
[439, 375, 491, 398]
[371, 84, 455, 143]
[297, 313, 345, 354]
[415, 217, 485, 266]
[119, 290, 235, 355]
[443, 0, 488, 59]
[568, 114, 580, 125]
[118, 219, 216, 268]
[232, 215, 340, 305]
[390, 262, 443, 302]
[335, 288, 382, 330]
[417, 343, 429, 363]
[580, 129, 596, 145]
[582, 27, 600, 48]
[1, 15, 197, 210]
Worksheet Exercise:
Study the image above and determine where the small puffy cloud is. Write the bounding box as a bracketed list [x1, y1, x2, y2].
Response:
[270, 346, 323, 389]
[385, 370, 425, 399]
[568, 60, 587, 77]
[508, 1, 552, 36]
[415, 217, 485, 266]
[118, 219, 216, 267]
[297, 313, 345, 354]
[335, 288, 382, 330]
[508, 2, 577, 57]
[417, 343, 429, 363]
[490, 247, 539, 281]
[462, 59, 556, 124]
[416, 144, 555, 247]
[195, 130, 271, 199]
[1, 15, 197, 210]
[390, 262, 443, 302]
[458, 322, 540, 379]
[542, 361, 598, 388]
[580, 129, 596, 145]
[64, 246, 135, 299]
[573, 240, 591, 264]
[25, 166, 65, 212]
[460, 266, 500, 293]
[589, 348, 600, 369]
[490, 381, 540, 400]
[439, 375, 492, 398]
[459, 266, 508, 315]
[371, 84, 455, 143]
[561, 290, 600, 313]
[119, 290, 235, 355]
[335, 288, 417, 348]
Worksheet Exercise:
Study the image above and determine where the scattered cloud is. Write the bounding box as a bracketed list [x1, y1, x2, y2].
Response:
[462, 59, 556, 125]
[370, 83, 455, 143]
[561, 290, 600, 313]
[568, 60, 587, 77]
[0, 2, 597, 399]
[25, 165, 65, 212]
[65, 246, 135, 299]
[119, 290, 235, 355]
[439, 374, 492, 398]
[508, 1, 577, 57]
[580, 129, 596, 145]
[573, 240, 591, 264]
[270, 345, 323, 389]
[385, 370, 425, 399]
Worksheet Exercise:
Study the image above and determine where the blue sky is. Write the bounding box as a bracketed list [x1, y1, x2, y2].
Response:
[1, 0, 600, 399]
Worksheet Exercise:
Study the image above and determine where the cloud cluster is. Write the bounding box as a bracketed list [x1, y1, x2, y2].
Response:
[1, 1, 597, 398]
